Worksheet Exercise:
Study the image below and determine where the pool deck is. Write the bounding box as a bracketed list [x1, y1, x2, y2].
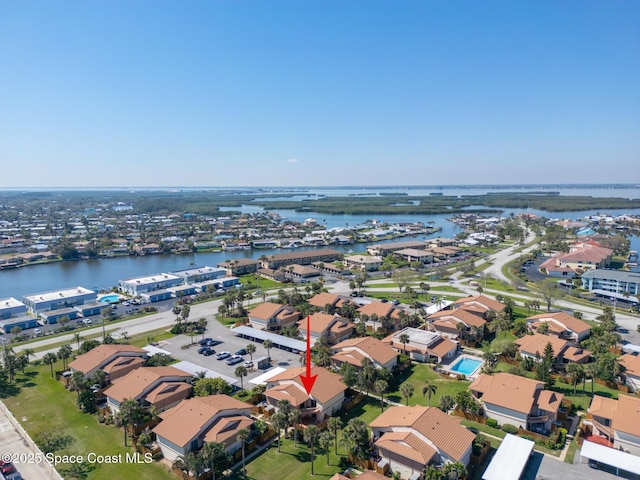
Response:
[442, 353, 484, 379]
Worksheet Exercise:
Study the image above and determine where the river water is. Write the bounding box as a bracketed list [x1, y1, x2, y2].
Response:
[1, 193, 639, 300]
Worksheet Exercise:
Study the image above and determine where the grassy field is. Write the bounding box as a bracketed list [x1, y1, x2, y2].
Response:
[385, 363, 470, 407]
[234, 397, 381, 480]
[2, 364, 175, 480]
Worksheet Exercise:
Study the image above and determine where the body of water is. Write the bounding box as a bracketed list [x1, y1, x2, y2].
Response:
[2, 190, 640, 299]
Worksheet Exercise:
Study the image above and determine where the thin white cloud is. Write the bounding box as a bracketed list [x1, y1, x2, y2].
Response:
[287, 158, 299, 164]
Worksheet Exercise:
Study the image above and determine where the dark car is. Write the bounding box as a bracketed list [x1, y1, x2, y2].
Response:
[235, 348, 247, 356]
[200, 337, 213, 346]
[202, 348, 215, 356]
[197, 346, 210, 355]
[207, 339, 222, 347]
[0, 462, 16, 475]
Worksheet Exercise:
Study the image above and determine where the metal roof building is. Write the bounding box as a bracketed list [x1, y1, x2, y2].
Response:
[232, 326, 307, 353]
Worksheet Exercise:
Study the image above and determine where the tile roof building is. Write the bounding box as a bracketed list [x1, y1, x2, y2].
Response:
[470, 373, 564, 432]
[247, 302, 300, 331]
[450, 295, 505, 318]
[68, 344, 148, 381]
[588, 394, 640, 455]
[103, 366, 192, 413]
[331, 337, 398, 370]
[618, 354, 640, 393]
[540, 244, 613, 277]
[383, 327, 458, 363]
[260, 249, 341, 269]
[514, 334, 569, 363]
[264, 367, 346, 421]
[427, 309, 487, 340]
[153, 394, 254, 462]
[297, 313, 353, 346]
[371, 406, 475, 479]
[525, 312, 591, 342]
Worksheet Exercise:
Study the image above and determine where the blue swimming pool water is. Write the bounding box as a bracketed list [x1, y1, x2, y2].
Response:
[450, 358, 482, 375]
[99, 294, 120, 304]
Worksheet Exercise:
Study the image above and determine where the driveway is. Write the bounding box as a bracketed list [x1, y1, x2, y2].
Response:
[523, 451, 625, 480]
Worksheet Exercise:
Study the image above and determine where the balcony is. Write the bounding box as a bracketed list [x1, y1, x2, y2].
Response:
[591, 419, 614, 439]
[528, 415, 549, 424]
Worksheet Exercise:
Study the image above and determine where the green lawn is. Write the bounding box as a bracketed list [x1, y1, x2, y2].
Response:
[2, 364, 175, 480]
[564, 437, 580, 464]
[236, 397, 382, 480]
[386, 363, 470, 407]
[549, 379, 619, 411]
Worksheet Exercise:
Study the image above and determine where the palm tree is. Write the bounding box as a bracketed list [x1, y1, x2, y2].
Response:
[73, 333, 82, 351]
[200, 442, 231, 480]
[398, 333, 410, 354]
[303, 425, 320, 475]
[439, 394, 455, 413]
[289, 409, 302, 448]
[327, 417, 343, 455]
[43, 352, 57, 377]
[174, 451, 202, 478]
[319, 430, 334, 466]
[271, 412, 288, 453]
[566, 363, 585, 395]
[22, 348, 35, 363]
[68, 371, 87, 396]
[91, 369, 108, 388]
[263, 339, 273, 361]
[585, 363, 599, 395]
[235, 365, 248, 390]
[375, 379, 388, 412]
[16, 354, 28, 374]
[422, 382, 437, 406]
[115, 398, 144, 446]
[237, 428, 250, 477]
[246, 343, 256, 365]
[57, 344, 72, 369]
[400, 383, 415, 406]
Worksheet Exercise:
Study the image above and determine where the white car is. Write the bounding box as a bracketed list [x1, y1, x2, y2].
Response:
[33, 328, 42, 336]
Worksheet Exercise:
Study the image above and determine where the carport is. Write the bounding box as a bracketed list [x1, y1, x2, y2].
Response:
[482, 433, 534, 480]
[232, 326, 307, 353]
[172, 360, 239, 386]
[580, 440, 640, 478]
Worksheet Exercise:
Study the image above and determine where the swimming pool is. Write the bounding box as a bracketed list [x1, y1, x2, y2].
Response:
[450, 357, 483, 376]
[99, 294, 120, 304]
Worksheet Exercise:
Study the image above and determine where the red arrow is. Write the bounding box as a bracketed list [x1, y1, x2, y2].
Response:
[299, 314, 317, 394]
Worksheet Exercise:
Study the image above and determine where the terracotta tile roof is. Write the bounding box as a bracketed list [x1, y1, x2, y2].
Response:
[145, 382, 191, 405]
[428, 309, 487, 328]
[297, 312, 351, 335]
[203, 415, 254, 445]
[102, 356, 146, 378]
[103, 366, 191, 403]
[265, 366, 346, 404]
[428, 337, 458, 359]
[358, 472, 390, 480]
[452, 295, 505, 313]
[264, 383, 309, 407]
[371, 406, 474, 462]
[562, 346, 591, 363]
[331, 337, 398, 366]
[329, 474, 351, 480]
[559, 245, 613, 264]
[266, 249, 341, 262]
[248, 302, 287, 320]
[476, 373, 543, 414]
[357, 301, 395, 318]
[375, 431, 436, 464]
[514, 334, 569, 358]
[536, 390, 564, 413]
[469, 374, 493, 394]
[308, 292, 341, 308]
[526, 312, 591, 335]
[618, 354, 640, 377]
[153, 395, 252, 448]
[68, 344, 147, 374]
[613, 395, 640, 438]
[331, 349, 367, 367]
[589, 395, 619, 420]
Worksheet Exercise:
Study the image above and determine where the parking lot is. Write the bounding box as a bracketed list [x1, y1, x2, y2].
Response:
[157, 319, 305, 385]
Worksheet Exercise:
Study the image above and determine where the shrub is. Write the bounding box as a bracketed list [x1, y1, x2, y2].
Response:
[502, 424, 518, 434]
[486, 418, 498, 429]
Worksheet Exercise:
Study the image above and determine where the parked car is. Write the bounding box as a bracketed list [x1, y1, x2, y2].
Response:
[207, 339, 222, 347]
[235, 348, 247, 356]
[203, 348, 215, 356]
[0, 462, 16, 475]
[215, 351, 230, 360]
[226, 355, 243, 366]
[244, 360, 253, 368]
[197, 347, 210, 355]
[33, 328, 42, 336]
[200, 337, 213, 346]
[391, 299, 400, 305]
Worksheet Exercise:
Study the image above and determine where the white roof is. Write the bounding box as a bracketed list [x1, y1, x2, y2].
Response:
[171, 266, 225, 278]
[482, 434, 534, 480]
[622, 343, 640, 354]
[425, 299, 452, 315]
[120, 273, 180, 286]
[0, 297, 26, 309]
[232, 326, 307, 352]
[172, 361, 239, 386]
[580, 440, 640, 475]
[249, 367, 287, 386]
[24, 287, 95, 303]
[142, 345, 172, 356]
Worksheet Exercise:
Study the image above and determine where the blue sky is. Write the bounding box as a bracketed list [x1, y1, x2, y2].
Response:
[1, 0, 638, 187]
